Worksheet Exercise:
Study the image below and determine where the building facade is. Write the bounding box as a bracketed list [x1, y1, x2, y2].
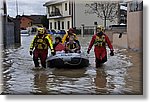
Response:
[127, 0, 143, 50]
[44, 0, 118, 31]
[44, 0, 72, 31]
[20, 16, 33, 30]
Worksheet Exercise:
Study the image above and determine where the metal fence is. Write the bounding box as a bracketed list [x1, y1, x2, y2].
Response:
[76, 26, 96, 36]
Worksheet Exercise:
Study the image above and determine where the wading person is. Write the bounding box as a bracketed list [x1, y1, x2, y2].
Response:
[29, 27, 55, 69]
[87, 25, 114, 68]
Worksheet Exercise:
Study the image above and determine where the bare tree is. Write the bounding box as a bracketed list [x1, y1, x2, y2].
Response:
[85, 1, 119, 28]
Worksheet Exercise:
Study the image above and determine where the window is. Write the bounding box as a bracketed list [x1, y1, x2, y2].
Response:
[69, 2, 71, 15]
[62, 21, 64, 29]
[67, 21, 70, 29]
[65, 3, 67, 11]
[50, 22, 52, 29]
[129, 1, 143, 12]
[54, 22, 57, 29]
[48, 7, 50, 14]
[58, 21, 60, 30]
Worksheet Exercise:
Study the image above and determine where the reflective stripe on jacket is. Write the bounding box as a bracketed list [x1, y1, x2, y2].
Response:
[30, 35, 53, 50]
[88, 33, 113, 51]
[94, 35, 106, 47]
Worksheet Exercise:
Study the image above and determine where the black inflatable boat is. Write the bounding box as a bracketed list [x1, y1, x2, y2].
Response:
[46, 52, 89, 68]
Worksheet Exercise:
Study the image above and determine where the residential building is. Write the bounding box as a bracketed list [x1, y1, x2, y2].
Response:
[127, 0, 143, 50]
[19, 15, 33, 30]
[112, 0, 143, 50]
[30, 15, 48, 28]
[43, 0, 118, 31]
[18, 15, 48, 30]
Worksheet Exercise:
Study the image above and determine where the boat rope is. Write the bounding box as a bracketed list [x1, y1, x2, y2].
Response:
[63, 58, 83, 66]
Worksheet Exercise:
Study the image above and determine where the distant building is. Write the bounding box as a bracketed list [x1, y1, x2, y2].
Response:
[43, 0, 118, 31]
[19, 15, 33, 30]
[30, 15, 48, 28]
[120, 4, 127, 24]
[18, 15, 47, 30]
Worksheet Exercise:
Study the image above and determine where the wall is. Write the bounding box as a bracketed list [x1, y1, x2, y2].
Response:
[113, 33, 128, 48]
[127, 11, 143, 50]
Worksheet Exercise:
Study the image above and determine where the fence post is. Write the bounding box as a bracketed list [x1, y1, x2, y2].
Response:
[81, 24, 84, 37]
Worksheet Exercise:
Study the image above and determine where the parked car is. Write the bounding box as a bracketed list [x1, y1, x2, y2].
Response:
[48, 29, 56, 35]
[20, 30, 30, 36]
[57, 30, 66, 35]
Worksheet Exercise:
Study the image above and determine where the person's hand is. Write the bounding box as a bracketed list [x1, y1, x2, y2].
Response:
[87, 50, 90, 54]
[29, 51, 32, 56]
[51, 52, 55, 56]
[110, 50, 114, 56]
[51, 49, 55, 56]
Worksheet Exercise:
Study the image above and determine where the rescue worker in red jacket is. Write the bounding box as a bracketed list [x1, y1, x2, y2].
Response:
[87, 25, 114, 68]
[29, 27, 55, 68]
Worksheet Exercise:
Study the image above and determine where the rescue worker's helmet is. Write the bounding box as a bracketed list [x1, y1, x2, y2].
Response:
[97, 25, 105, 32]
[37, 27, 45, 34]
[68, 28, 75, 33]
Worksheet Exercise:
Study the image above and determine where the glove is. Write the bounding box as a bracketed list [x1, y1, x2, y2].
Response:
[51, 49, 55, 56]
[87, 50, 90, 54]
[51, 52, 55, 56]
[110, 50, 114, 56]
[29, 51, 32, 56]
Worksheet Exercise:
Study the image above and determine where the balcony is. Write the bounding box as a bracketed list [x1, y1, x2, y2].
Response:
[48, 7, 63, 19]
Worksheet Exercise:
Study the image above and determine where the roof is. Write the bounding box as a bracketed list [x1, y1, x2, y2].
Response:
[43, 0, 67, 6]
[29, 15, 45, 24]
[19, 15, 33, 20]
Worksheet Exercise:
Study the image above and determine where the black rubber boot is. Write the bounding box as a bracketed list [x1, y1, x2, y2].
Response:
[96, 58, 101, 68]
[33, 57, 40, 67]
[41, 63, 46, 68]
[101, 55, 107, 63]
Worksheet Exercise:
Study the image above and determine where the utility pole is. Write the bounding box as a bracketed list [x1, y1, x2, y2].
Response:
[3, 0, 7, 48]
[16, 0, 18, 15]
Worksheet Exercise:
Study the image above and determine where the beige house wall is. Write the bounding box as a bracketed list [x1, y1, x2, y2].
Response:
[113, 33, 128, 48]
[127, 10, 143, 50]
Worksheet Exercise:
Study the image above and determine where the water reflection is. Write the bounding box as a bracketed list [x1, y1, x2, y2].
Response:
[32, 70, 49, 95]
[52, 68, 86, 78]
[94, 68, 107, 94]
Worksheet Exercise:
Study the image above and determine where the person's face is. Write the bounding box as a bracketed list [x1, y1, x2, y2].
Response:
[55, 39, 59, 43]
[97, 28, 101, 33]
[69, 30, 73, 34]
[69, 37, 74, 44]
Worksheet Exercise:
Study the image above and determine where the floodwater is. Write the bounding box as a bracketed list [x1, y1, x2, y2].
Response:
[2, 35, 142, 95]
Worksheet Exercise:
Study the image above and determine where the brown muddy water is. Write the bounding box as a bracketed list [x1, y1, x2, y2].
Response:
[2, 35, 142, 95]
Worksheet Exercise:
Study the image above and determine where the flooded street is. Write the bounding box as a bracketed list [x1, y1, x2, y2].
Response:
[2, 35, 142, 95]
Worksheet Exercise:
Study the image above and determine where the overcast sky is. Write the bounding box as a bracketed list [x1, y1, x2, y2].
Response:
[6, 0, 51, 17]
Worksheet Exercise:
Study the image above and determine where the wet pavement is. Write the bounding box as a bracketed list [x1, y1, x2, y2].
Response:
[2, 35, 142, 95]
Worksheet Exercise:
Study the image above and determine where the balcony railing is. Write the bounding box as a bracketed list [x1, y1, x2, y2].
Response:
[49, 11, 62, 17]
